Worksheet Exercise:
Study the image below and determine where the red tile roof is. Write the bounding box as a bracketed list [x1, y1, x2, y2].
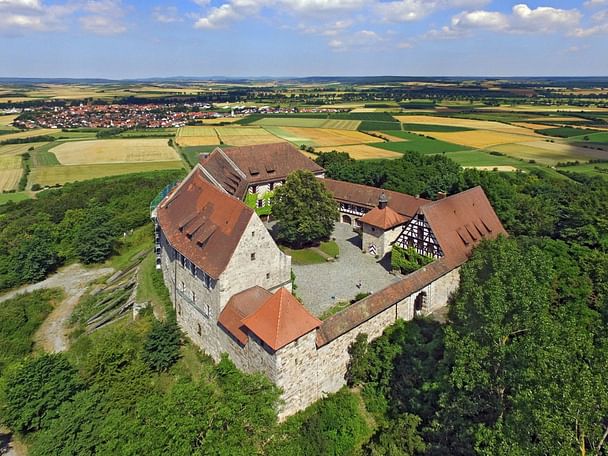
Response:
[322, 178, 428, 218]
[359, 205, 407, 230]
[420, 186, 507, 262]
[218, 286, 272, 345]
[317, 186, 507, 347]
[243, 288, 321, 351]
[157, 167, 253, 279]
[200, 143, 324, 199]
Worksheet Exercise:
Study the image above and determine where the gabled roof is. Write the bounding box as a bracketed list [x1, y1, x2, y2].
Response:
[323, 179, 428, 219]
[359, 205, 407, 230]
[200, 143, 324, 199]
[420, 186, 507, 262]
[157, 166, 253, 279]
[218, 286, 272, 345]
[242, 288, 321, 351]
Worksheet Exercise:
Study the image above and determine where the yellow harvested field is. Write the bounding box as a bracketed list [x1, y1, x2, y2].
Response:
[419, 130, 536, 149]
[0, 128, 55, 141]
[527, 117, 588, 122]
[316, 145, 402, 160]
[0, 115, 17, 126]
[368, 131, 407, 142]
[490, 141, 608, 165]
[50, 139, 179, 165]
[216, 127, 285, 146]
[280, 128, 378, 147]
[322, 119, 361, 130]
[0, 155, 23, 191]
[512, 122, 554, 130]
[199, 117, 241, 124]
[30, 161, 184, 187]
[0, 143, 48, 157]
[464, 165, 519, 172]
[175, 126, 220, 146]
[395, 115, 540, 136]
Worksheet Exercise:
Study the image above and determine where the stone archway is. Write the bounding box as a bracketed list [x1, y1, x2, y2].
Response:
[342, 214, 352, 225]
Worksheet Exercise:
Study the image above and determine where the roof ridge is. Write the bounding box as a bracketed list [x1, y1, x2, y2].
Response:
[216, 147, 247, 180]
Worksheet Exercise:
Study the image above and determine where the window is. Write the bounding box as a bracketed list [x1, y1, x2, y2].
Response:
[197, 323, 202, 336]
[269, 182, 274, 190]
[191, 291, 196, 305]
[251, 253, 256, 261]
[266, 272, 270, 280]
[252, 230, 255, 237]
[180, 281, 185, 292]
[257, 199, 263, 208]
[252, 185, 257, 193]
[202, 303, 210, 318]
[177, 304, 182, 316]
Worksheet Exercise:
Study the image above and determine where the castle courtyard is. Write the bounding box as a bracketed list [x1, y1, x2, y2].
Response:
[291, 222, 402, 316]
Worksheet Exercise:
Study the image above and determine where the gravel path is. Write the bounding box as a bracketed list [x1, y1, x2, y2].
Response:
[0, 263, 114, 353]
[293, 223, 401, 316]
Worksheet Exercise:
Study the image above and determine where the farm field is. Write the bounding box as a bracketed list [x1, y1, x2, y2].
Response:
[556, 162, 608, 178]
[179, 145, 218, 167]
[444, 150, 526, 168]
[0, 191, 31, 205]
[421, 130, 538, 149]
[50, 139, 179, 165]
[372, 131, 466, 154]
[198, 117, 241, 124]
[490, 141, 607, 165]
[535, 127, 598, 138]
[569, 132, 608, 143]
[269, 127, 377, 147]
[0, 155, 23, 191]
[0, 114, 17, 126]
[0, 128, 55, 142]
[316, 145, 402, 160]
[401, 123, 473, 132]
[30, 161, 184, 187]
[395, 115, 540, 135]
[30, 143, 60, 166]
[175, 126, 219, 146]
[216, 126, 285, 146]
[0, 142, 48, 157]
[251, 117, 361, 130]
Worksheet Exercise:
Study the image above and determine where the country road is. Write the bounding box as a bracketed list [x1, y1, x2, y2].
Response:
[0, 263, 114, 353]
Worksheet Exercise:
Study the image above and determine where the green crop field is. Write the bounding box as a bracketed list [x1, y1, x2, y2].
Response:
[372, 131, 466, 154]
[30, 142, 60, 166]
[535, 127, 598, 138]
[358, 120, 401, 131]
[252, 117, 328, 128]
[556, 162, 608, 179]
[401, 123, 473, 132]
[179, 145, 217, 167]
[117, 128, 177, 138]
[30, 161, 185, 187]
[569, 132, 608, 143]
[0, 191, 31, 205]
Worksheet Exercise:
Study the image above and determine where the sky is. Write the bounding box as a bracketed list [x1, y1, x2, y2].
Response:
[0, 0, 607, 78]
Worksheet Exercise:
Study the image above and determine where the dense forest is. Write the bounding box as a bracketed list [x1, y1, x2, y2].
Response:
[1, 154, 607, 454]
[0, 170, 183, 292]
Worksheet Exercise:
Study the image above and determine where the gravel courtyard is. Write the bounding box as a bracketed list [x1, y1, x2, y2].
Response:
[293, 223, 401, 316]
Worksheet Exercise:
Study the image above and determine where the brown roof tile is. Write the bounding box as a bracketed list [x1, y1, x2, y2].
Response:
[359, 205, 408, 230]
[421, 186, 507, 261]
[157, 167, 253, 279]
[243, 288, 321, 351]
[218, 286, 272, 345]
[199, 148, 249, 199]
[322, 179, 429, 218]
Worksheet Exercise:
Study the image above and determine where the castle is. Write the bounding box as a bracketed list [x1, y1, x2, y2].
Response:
[152, 143, 507, 419]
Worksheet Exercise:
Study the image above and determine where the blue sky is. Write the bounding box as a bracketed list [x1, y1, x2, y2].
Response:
[0, 0, 607, 78]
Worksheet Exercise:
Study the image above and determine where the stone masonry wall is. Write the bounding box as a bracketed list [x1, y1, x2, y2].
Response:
[220, 215, 291, 311]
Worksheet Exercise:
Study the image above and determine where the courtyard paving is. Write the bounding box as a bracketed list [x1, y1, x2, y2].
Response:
[292, 223, 402, 316]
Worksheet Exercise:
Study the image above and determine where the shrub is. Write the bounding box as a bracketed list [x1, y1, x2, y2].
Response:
[391, 246, 433, 274]
[141, 319, 181, 372]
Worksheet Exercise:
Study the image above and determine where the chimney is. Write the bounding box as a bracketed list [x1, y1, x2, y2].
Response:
[436, 191, 447, 200]
[378, 192, 388, 209]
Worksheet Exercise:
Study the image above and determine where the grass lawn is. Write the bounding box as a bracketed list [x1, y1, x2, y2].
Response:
[372, 130, 466, 154]
[105, 224, 153, 270]
[136, 251, 172, 319]
[319, 300, 351, 320]
[0, 191, 32, 205]
[179, 145, 217, 168]
[319, 240, 339, 257]
[280, 246, 326, 265]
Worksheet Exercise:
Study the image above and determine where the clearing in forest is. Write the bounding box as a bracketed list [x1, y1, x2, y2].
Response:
[0, 155, 22, 191]
[50, 139, 179, 165]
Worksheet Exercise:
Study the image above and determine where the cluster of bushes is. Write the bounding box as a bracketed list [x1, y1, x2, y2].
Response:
[391, 245, 433, 274]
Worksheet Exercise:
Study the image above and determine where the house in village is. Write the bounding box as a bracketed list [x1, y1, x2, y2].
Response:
[152, 143, 507, 419]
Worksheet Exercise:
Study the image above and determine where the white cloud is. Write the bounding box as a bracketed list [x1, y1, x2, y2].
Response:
[431, 3, 581, 38]
[153, 6, 182, 23]
[571, 22, 608, 36]
[80, 0, 128, 35]
[326, 28, 382, 51]
[0, 0, 75, 33]
[584, 0, 608, 7]
[375, 0, 489, 23]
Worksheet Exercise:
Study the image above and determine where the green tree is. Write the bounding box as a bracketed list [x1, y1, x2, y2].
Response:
[272, 170, 338, 247]
[364, 414, 426, 456]
[141, 319, 181, 372]
[1, 354, 82, 433]
[73, 205, 117, 263]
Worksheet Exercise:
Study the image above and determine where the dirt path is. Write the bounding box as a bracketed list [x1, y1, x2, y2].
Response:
[0, 263, 114, 353]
